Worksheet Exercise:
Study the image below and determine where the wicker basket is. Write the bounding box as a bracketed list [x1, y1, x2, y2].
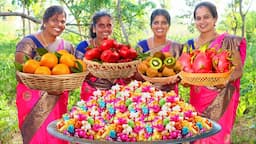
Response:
[83, 59, 140, 79]
[17, 71, 88, 93]
[179, 67, 235, 86]
[138, 71, 179, 84]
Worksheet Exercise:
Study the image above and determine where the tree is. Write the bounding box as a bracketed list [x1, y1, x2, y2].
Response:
[11, 0, 39, 36]
[221, 0, 252, 37]
[237, 0, 252, 37]
[176, 0, 200, 33]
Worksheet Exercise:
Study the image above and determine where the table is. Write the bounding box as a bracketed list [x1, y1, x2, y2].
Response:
[47, 119, 221, 144]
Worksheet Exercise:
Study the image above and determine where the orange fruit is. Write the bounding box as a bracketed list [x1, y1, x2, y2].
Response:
[23, 59, 40, 74]
[52, 64, 70, 75]
[40, 52, 58, 69]
[34, 66, 51, 75]
[75, 59, 86, 72]
[60, 54, 76, 67]
[57, 49, 69, 55]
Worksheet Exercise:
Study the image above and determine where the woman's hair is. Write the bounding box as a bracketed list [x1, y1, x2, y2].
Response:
[150, 8, 171, 26]
[193, 1, 218, 19]
[89, 11, 112, 38]
[41, 5, 66, 30]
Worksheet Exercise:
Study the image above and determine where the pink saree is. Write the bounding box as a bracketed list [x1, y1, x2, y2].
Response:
[16, 35, 72, 144]
[190, 33, 246, 144]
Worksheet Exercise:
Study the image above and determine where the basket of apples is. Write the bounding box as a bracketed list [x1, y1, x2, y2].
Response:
[83, 39, 139, 79]
[178, 47, 235, 86]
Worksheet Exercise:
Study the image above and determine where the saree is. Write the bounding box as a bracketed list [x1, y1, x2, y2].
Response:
[16, 35, 73, 144]
[188, 33, 246, 144]
[137, 39, 183, 94]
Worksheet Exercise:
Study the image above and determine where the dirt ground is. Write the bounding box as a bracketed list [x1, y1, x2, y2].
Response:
[11, 132, 22, 144]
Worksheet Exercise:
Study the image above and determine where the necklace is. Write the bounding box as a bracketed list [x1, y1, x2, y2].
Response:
[151, 37, 167, 49]
[196, 32, 218, 48]
[92, 38, 103, 47]
[40, 32, 49, 48]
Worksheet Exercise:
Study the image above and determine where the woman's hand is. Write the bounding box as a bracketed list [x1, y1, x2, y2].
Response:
[180, 81, 190, 87]
[47, 91, 63, 96]
[167, 74, 180, 84]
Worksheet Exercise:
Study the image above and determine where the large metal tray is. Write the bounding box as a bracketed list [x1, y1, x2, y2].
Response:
[47, 119, 221, 144]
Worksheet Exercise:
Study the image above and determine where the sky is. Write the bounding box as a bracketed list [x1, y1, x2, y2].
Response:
[151, 0, 256, 18]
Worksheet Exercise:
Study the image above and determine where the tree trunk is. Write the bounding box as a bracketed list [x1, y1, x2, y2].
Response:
[22, 6, 25, 36]
[60, 0, 83, 40]
[28, 9, 31, 34]
[117, 0, 129, 43]
[239, 0, 245, 37]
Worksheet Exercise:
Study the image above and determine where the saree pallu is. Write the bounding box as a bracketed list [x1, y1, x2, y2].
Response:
[190, 33, 246, 144]
[16, 83, 69, 144]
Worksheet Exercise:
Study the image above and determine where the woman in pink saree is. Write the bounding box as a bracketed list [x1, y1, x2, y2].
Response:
[15, 6, 73, 144]
[184, 2, 246, 144]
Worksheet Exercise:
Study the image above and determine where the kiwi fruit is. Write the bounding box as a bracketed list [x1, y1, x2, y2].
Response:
[146, 67, 159, 77]
[145, 56, 153, 63]
[164, 57, 176, 68]
[149, 57, 162, 70]
[137, 62, 149, 74]
[162, 67, 176, 77]
[153, 52, 165, 60]
[163, 52, 173, 58]
[173, 60, 182, 73]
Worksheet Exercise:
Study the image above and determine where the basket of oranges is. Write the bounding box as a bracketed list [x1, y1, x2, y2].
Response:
[16, 49, 88, 94]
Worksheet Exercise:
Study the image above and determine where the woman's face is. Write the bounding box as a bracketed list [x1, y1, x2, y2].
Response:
[195, 6, 217, 33]
[151, 15, 170, 38]
[94, 16, 113, 40]
[44, 13, 66, 37]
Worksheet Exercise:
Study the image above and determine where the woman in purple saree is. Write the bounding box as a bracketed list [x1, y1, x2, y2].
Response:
[15, 6, 73, 144]
[137, 8, 182, 93]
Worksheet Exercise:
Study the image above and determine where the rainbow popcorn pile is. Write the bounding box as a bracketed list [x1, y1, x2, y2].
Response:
[56, 80, 212, 142]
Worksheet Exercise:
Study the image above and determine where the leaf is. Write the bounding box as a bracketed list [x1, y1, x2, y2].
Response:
[34, 55, 41, 61]
[70, 67, 81, 73]
[200, 43, 210, 52]
[24, 55, 30, 62]
[137, 52, 150, 61]
[36, 48, 48, 56]
[75, 61, 83, 72]
[14, 62, 23, 72]
[54, 52, 62, 60]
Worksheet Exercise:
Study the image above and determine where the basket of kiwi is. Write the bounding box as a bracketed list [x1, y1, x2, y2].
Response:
[137, 51, 181, 84]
